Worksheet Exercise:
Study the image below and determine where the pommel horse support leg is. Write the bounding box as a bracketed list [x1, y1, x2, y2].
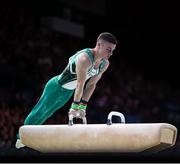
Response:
[19, 111, 177, 153]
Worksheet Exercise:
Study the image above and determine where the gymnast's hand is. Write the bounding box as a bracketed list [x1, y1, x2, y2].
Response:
[68, 108, 86, 119]
[68, 102, 87, 119]
[78, 109, 86, 119]
[68, 108, 80, 118]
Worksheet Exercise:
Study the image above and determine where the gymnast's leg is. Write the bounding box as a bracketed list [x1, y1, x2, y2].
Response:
[23, 76, 74, 125]
[16, 76, 74, 148]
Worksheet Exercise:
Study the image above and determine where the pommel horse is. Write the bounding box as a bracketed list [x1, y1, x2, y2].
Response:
[19, 111, 177, 153]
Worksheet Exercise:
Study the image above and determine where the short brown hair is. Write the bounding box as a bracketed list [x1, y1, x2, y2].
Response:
[97, 32, 118, 45]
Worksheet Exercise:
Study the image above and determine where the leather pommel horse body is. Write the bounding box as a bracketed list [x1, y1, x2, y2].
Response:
[19, 111, 177, 153]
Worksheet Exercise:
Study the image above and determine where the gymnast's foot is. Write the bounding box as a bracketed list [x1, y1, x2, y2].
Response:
[15, 139, 25, 149]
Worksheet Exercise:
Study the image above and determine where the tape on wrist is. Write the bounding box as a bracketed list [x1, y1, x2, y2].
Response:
[81, 99, 88, 104]
[71, 102, 80, 110]
[79, 104, 87, 110]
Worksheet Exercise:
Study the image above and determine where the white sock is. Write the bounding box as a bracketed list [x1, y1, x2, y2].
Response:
[15, 139, 25, 149]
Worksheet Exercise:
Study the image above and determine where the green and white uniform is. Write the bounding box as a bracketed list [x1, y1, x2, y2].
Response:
[21, 48, 106, 130]
[58, 48, 106, 90]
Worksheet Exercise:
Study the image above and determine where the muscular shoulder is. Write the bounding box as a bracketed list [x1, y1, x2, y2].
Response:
[76, 52, 92, 70]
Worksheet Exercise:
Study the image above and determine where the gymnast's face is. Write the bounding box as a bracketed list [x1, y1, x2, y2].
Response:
[97, 40, 116, 59]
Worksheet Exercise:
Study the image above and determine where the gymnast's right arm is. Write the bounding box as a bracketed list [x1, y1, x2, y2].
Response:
[74, 54, 90, 102]
[68, 53, 91, 117]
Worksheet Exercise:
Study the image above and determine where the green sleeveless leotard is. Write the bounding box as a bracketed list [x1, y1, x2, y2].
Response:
[58, 48, 106, 90]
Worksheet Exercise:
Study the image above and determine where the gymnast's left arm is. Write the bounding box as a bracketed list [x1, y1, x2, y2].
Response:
[75, 60, 109, 119]
[81, 60, 110, 103]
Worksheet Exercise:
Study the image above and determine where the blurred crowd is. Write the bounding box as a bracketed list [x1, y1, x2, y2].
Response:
[0, 6, 180, 153]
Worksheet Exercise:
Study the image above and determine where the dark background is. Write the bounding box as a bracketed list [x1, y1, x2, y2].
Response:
[0, 0, 180, 162]
[1, 0, 180, 83]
